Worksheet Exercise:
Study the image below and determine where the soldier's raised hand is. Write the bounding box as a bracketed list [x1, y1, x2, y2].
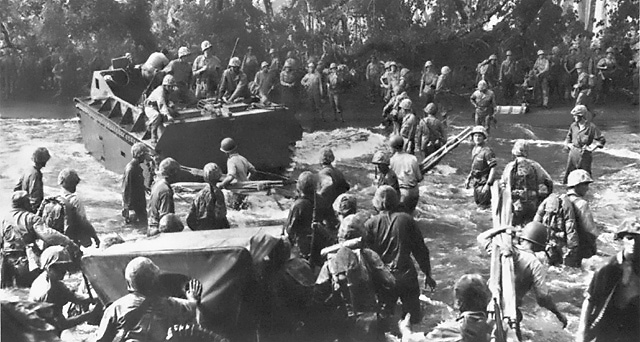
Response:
[186, 279, 203, 303]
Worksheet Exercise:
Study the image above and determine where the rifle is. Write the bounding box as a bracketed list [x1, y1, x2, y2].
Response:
[229, 38, 240, 62]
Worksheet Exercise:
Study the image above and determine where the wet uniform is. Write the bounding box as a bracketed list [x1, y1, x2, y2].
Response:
[318, 165, 350, 206]
[390, 151, 423, 213]
[420, 70, 438, 104]
[400, 112, 418, 154]
[563, 121, 605, 184]
[14, 166, 44, 213]
[469, 145, 497, 208]
[226, 153, 255, 209]
[61, 189, 98, 248]
[186, 183, 229, 230]
[122, 158, 147, 224]
[500, 157, 553, 226]
[470, 89, 496, 129]
[565, 189, 598, 260]
[375, 169, 400, 195]
[147, 177, 174, 231]
[29, 272, 84, 334]
[534, 194, 579, 266]
[415, 115, 446, 158]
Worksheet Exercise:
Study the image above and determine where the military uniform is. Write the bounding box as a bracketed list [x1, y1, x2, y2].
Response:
[219, 69, 249, 102]
[192, 54, 221, 99]
[563, 121, 605, 183]
[415, 114, 446, 158]
[390, 151, 423, 213]
[500, 58, 517, 104]
[469, 145, 497, 208]
[147, 177, 174, 232]
[500, 157, 553, 226]
[533, 56, 550, 107]
[301, 70, 324, 120]
[144, 85, 175, 142]
[186, 183, 229, 231]
[122, 158, 147, 225]
[14, 166, 44, 213]
[470, 89, 496, 130]
[400, 112, 418, 154]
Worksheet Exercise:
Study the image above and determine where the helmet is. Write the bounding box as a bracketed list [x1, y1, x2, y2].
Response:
[11, 190, 29, 209]
[399, 98, 413, 110]
[566, 169, 593, 187]
[269, 48, 276, 55]
[58, 168, 80, 186]
[389, 135, 405, 150]
[520, 221, 549, 251]
[441, 66, 451, 74]
[384, 61, 392, 69]
[333, 193, 357, 216]
[178, 46, 191, 58]
[229, 57, 241, 67]
[159, 213, 184, 233]
[131, 142, 148, 159]
[537, 50, 545, 56]
[571, 105, 588, 116]
[606, 47, 615, 54]
[320, 148, 335, 164]
[284, 58, 294, 68]
[489, 54, 498, 60]
[329, 63, 337, 69]
[454, 274, 491, 313]
[162, 74, 177, 86]
[389, 61, 397, 68]
[125, 257, 160, 295]
[372, 185, 399, 211]
[203, 163, 222, 183]
[296, 171, 317, 196]
[201, 40, 212, 51]
[307, 62, 315, 69]
[261, 61, 269, 68]
[247, 46, 253, 50]
[511, 139, 529, 157]
[551, 46, 560, 53]
[158, 157, 180, 177]
[40, 246, 72, 270]
[337, 214, 365, 242]
[423, 103, 438, 115]
[615, 217, 640, 240]
[400, 68, 410, 77]
[471, 125, 488, 138]
[477, 80, 488, 91]
[32, 147, 51, 164]
[220, 137, 237, 153]
[569, 45, 579, 52]
[424, 60, 433, 67]
[506, 50, 513, 56]
[575, 62, 584, 69]
[371, 151, 390, 165]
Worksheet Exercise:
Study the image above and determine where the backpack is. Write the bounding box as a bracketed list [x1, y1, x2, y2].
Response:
[36, 196, 67, 234]
[540, 193, 566, 238]
[510, 158, 538, 202]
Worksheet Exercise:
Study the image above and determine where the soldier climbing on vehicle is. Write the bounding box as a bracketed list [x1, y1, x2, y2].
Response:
[14, 147, 51, 213]
[145, 74, 179, 144]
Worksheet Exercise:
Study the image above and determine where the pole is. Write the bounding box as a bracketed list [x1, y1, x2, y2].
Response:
[230, 37, 240, 63]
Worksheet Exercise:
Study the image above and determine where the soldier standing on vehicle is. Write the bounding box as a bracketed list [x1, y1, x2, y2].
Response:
[217, 137, 256, 210]
[122, 143, 149, 226]
[477, 223, 568, 340]
[241, 46, 259, 82]
[14, 147, 50, 213]
[57, 169, 100, 248]
[301, 62, 325, 121]
[562, 105, 605, 184]
[148, 157, 179, 236]
[389, 135, 423, 214]
[470, 80, 497, 133]
[327, 63, 345, 122]
[366, 55, 383, 103]
[141, 48, 169, 87]
[576, 217, 640, 342]
[533, 50, 550, 108]
[476, 54, 498, 89]
[371, 151, 400, 194]
[162, 47, 196, 105]
[465, 126, 497, 210]
[1, 191, 78, 288]
[317, 148, 350, 207]
[192, 40, 221, 99]
[420, 61, 438, 106]
[95, 257, 201, 342]
[218, 57, 250, 103]
[415, 103, 446, 160]
[500, 51, 517, 104]
[187, 163, 229, 231]
[500, 140, 554, 227]
[251, 61, 271, 103]
[145, 75, 179, 144]
[364, 185, 436, 325]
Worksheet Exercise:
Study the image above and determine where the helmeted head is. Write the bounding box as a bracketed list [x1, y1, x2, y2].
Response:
[537, 50, 545, 56]
[32, 147, 51, 166]
[477, 80, 488, 91]
[551, 46, 560, 54]
[400, 68, 410, 77]
[506, 50, 513, 57]
[58, 169, 80, 191]
[261, 61, 269, 69]
[125, 257, 160, 295]
[269, 48, 276, 55]
[489, 54, 498, 61]
[399, 98, 413, 111]
[566, 169, 593, 188]
[575, 62, 584, 70]
[511, 139, 529, 157]
[388, 135, 404, 151]
[337, 214, 365, 243]
[220, 137, 237, 153]
[423, 103, 438, 115]
[296, 171, 317, 197]
[178, 46, 191, 58]
[11, 190, 30, 210]
[384, 61, 392, 69]
[471, 125, 488, 139]
[201, 40, 212, 52]
[247, 46, 253, 52]
[159, 213, 184, 233]
[333, 193, 357, 217]
[569, 45, 579, 53]
[571, 105, 587, 119]
[131, 142, 148, 160]
[320, 148, 335, 165]
[372, 185, 399, 212]
[203, 163, 222, 183]
[615, 217, 640, 240]
[424, 60, 433, 68]
[284, 58, 294, 69]
[158, 157, 180, 178]
[606, 47, 615, 55]
[389, 61, 397, 70]
[520, 222, 549, 252]
[40, 246, 72, 280]
[329, 63, 337, 70]
[307, 62, 315, 71]
[441, 66, 451, 75]
[229, 56, 241, 68]
[371, 151, 391, 165]
[453, 274, 491, 313]
[162, 74, 177, 87]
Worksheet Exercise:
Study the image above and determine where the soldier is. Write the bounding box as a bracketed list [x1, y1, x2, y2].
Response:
[241, 46, 259, 82]
[122, 143, 149, 226]
[500, 140, 554, 227]
[371, 151, 400, 194]
[14, 147, 50, 213]
[162, 47, 196, 105]
[548, 46, 565, 103]
[420, 61, 438, 106]
[470, 80, 497, 133]
[318, 148, 350, 207]
[464, 126, 497, 210]
[382, 86, 409, 132]
[573, 62, 595, 111]
[366, 55, 384, 103]
[141, 48, 169, 86]
[576, 217, 640, 342]
[597, 47, 618, 102]
[280, 58, 298, 108]
[145, 75, 178, 143]
[499, 51, 517, 104]
[533, 50, 550, 108]
[327, 63, 345, 122]
[57, 169, 100, 248]
[435, 66, 452, 120]
[563, 170, 599, 263]
[389, 135, 423, 214]
[399, 99, 418, 154]
[217, 137, 256, 210]
[192, 40, 222, 99]
[148, 157, 180, 236]
[218, 57, 250, 103]
[476, 54, 498, 89]
[564, 45, 581, 100]
[251, 61, 271, 103]
[380, 61, 400, 102]
[415, 103, 446, 159]
[186, 163, 229, 230]
[301, 62, 325, 121]
[563, 105, 605, 184]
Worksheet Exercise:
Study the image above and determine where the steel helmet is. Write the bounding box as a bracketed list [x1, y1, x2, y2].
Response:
[575, 62, 584, 69]
[511, 139, 529, 157]
[400, 68, 410, 77]
[489, 54, 497, 60]
[551, 46, 560, 54]
[125, 256, 160, 295]
[389, 135, 405, 150]
[454, 274, 491, 313]
[423, 103, 438, 115]
[471, 125, 488, 138]
[477, 80, 488, 91]
[159, 213, 184, 233]
[606, 47, 615, 54]
[158, 157, 180, 177]
[520, 221, 549, 252]
[284, 58, 294, 68]
[58, 168, 80, 186]
[337, 214, 365, 242]
[307, 62, 315, 69]
[131, 142, 148, 159]
[261, 61, 269, 68]
[569, 45, 579, 52]
[424, 60, 433, 67]
[269, 48, 276, 55]
[389, 61, 397, 68]
[371, 151, 390, 165]
[162, 74, 177, 86]
[615, 216, 640, 240]
[296, 171, 317, 196]
[506, 50, 513, 56]
[40, 245, 72, 270]
[384, 61, 392, 69]
[11, 190, 29, 209]
[441, 66, 451, 74]
[229, 57, 241, 67]
[201, 40, 212, 52]
[220, 137, 237, 153]
[571, 105, 588, 116]
[399, 98, 413, 110]
[333, 193, 357, 216]
[372, 185, 399, 211]
[320, 147, 335, 164]
[203, 163, 222, 183]
[329, 63, 337, 69]
[178, 46, 191, 58]
[537, 50, 545, 56]
[566, 169, 593, 187]
[32, 147, 51, 164]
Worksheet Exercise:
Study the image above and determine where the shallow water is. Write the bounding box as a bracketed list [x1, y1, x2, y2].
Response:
[0, 100, 638, 341]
